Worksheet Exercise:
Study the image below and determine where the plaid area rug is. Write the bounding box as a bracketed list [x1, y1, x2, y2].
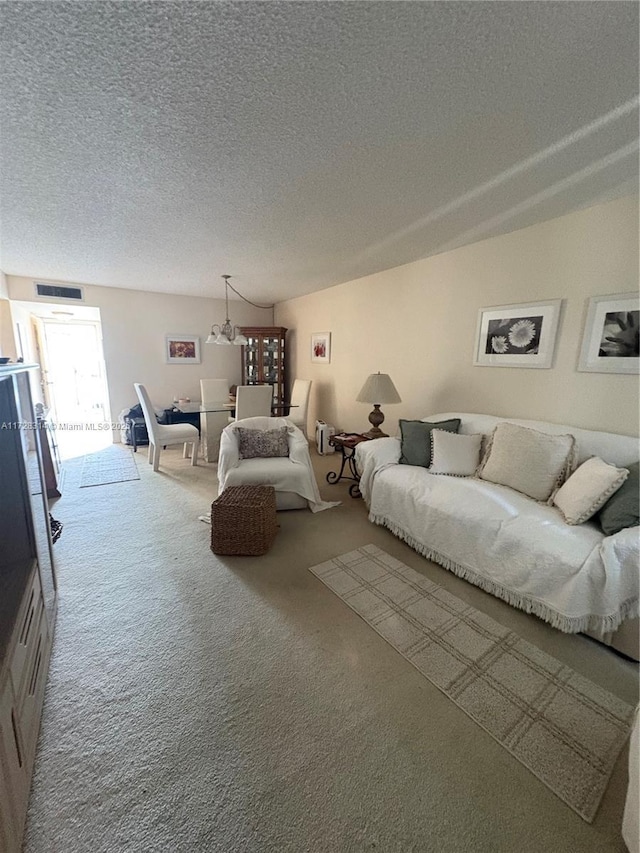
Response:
[80, 446, 141, 488]
[309, 544, 636, 822]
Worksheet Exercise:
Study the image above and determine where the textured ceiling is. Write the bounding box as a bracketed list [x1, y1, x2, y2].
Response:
[0, 1, 638, 304]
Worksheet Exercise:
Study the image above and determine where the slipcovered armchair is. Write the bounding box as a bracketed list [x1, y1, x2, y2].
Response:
[217, 417, 339, 512]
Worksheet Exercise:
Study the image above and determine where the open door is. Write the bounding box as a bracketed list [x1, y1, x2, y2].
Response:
[33, 317, 112, 459]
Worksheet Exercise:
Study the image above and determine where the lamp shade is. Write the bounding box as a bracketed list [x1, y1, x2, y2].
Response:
[356, 373, 401, 404]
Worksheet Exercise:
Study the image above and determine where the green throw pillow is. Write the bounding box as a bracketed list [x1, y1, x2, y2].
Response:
[597, 460, 639, 535]
[399, 419, 461, 468]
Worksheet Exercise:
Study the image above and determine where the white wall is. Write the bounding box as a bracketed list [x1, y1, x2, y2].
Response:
[0, 300, 17, 361]
[5, 277, 269, 424]
[0, 271, 18, 360]
[6, 195, 638, 438]
[276, 196, 639, 437]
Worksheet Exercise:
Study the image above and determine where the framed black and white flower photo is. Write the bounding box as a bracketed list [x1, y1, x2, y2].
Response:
[473, 299, 562, 369]
[578, 292, 639, 374]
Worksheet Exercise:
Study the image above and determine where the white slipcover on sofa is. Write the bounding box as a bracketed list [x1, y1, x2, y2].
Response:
[356, 412, 639, 658]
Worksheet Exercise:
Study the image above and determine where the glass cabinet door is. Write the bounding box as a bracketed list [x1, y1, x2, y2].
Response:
[244, 336, 259, 383]
[263, 335, 279, 385]
[240, 327, 287, 406]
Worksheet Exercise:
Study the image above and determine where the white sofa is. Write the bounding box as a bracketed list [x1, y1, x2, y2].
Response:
[356, 412, 639, 659]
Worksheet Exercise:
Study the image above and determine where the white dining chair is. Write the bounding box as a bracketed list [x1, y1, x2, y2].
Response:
[200, 379, 229, 404]
[134, 383, 199, 472]
[200, 379, 230, 463]
[287, 379, 312, 438]
[234, 385, 273, 421]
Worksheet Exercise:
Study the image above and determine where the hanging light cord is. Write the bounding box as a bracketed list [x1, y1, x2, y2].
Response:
[225, 278, 273, 311]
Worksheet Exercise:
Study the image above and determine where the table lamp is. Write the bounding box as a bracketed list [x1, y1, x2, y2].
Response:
[356, 372, 402, 438]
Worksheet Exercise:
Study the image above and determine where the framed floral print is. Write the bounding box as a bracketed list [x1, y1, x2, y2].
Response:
[473, 300, 562, 368]
[578, 292, 639, 374]
[311, 332, 331, 364]
[165, 335, 201, 364]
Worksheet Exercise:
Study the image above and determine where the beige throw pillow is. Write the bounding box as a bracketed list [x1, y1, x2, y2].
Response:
[553, 457, 629, 525]
[428, 430, 483, 476]
[477, 422, 576, 502]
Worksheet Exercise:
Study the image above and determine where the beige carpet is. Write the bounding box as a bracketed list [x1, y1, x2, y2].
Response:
[309, 544, 635, 822]
[79, 444, 140, 487]
[24, 445, 638, 852]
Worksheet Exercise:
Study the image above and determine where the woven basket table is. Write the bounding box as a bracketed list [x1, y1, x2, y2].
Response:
[210, 485, 277, 556]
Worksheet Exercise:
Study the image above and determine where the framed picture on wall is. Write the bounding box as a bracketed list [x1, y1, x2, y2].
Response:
[473, 299, 562, 369]
[311, 332, 331, 364]
[165, 335, 201, 364]
[578, 292, 639, 374]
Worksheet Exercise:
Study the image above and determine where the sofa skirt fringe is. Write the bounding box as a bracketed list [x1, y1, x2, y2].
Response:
[368, 512, 639, 635]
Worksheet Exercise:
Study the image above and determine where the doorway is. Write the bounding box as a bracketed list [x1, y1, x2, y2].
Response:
[35, 318, 112, 459]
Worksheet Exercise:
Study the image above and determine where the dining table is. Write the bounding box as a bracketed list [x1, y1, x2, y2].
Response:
[169, 400, 298, 461]
[173, 400, 298, 415]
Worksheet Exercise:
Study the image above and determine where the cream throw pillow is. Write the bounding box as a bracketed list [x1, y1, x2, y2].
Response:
[553, 457, 629, 525]
[477, 422, 576, 502]
[428, 430, 483, 476]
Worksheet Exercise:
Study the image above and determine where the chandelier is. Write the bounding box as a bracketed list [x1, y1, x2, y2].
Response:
[205, 275, 248, 345]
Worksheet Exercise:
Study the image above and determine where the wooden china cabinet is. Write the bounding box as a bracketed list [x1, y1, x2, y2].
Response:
[239, 327, 287, 407]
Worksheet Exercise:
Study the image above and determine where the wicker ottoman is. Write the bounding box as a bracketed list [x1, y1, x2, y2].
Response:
[210, 485, 278, 556]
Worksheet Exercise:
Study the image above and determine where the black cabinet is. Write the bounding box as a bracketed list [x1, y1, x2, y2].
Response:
[162, 408, 201, 432]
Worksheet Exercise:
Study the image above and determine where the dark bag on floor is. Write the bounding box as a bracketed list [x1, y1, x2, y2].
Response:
[121, 404, 149, 446]
[49, 514, 63, 543]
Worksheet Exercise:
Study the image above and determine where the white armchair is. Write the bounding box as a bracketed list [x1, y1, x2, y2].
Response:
[217, 417, 339, 512]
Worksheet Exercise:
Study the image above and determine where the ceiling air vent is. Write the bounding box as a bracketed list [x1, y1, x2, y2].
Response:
[34, 282, 84, 301]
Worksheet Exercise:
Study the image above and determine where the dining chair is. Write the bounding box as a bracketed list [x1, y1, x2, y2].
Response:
[134, 383, 199, 472]
[200, 379, 229, 404]
[234, 385, 273, 421]
[200, 379, 230, 463]
[287, 379, 312, 438]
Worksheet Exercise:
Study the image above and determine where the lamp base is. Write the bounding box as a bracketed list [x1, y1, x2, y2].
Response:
[364, 405, 388, 439]
[363, 426, 388, 439]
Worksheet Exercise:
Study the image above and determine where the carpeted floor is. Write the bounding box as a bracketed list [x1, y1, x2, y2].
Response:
[309, 544, 635, 822]
[79, 444, 140, 488]
[25, 444, 638, 852]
